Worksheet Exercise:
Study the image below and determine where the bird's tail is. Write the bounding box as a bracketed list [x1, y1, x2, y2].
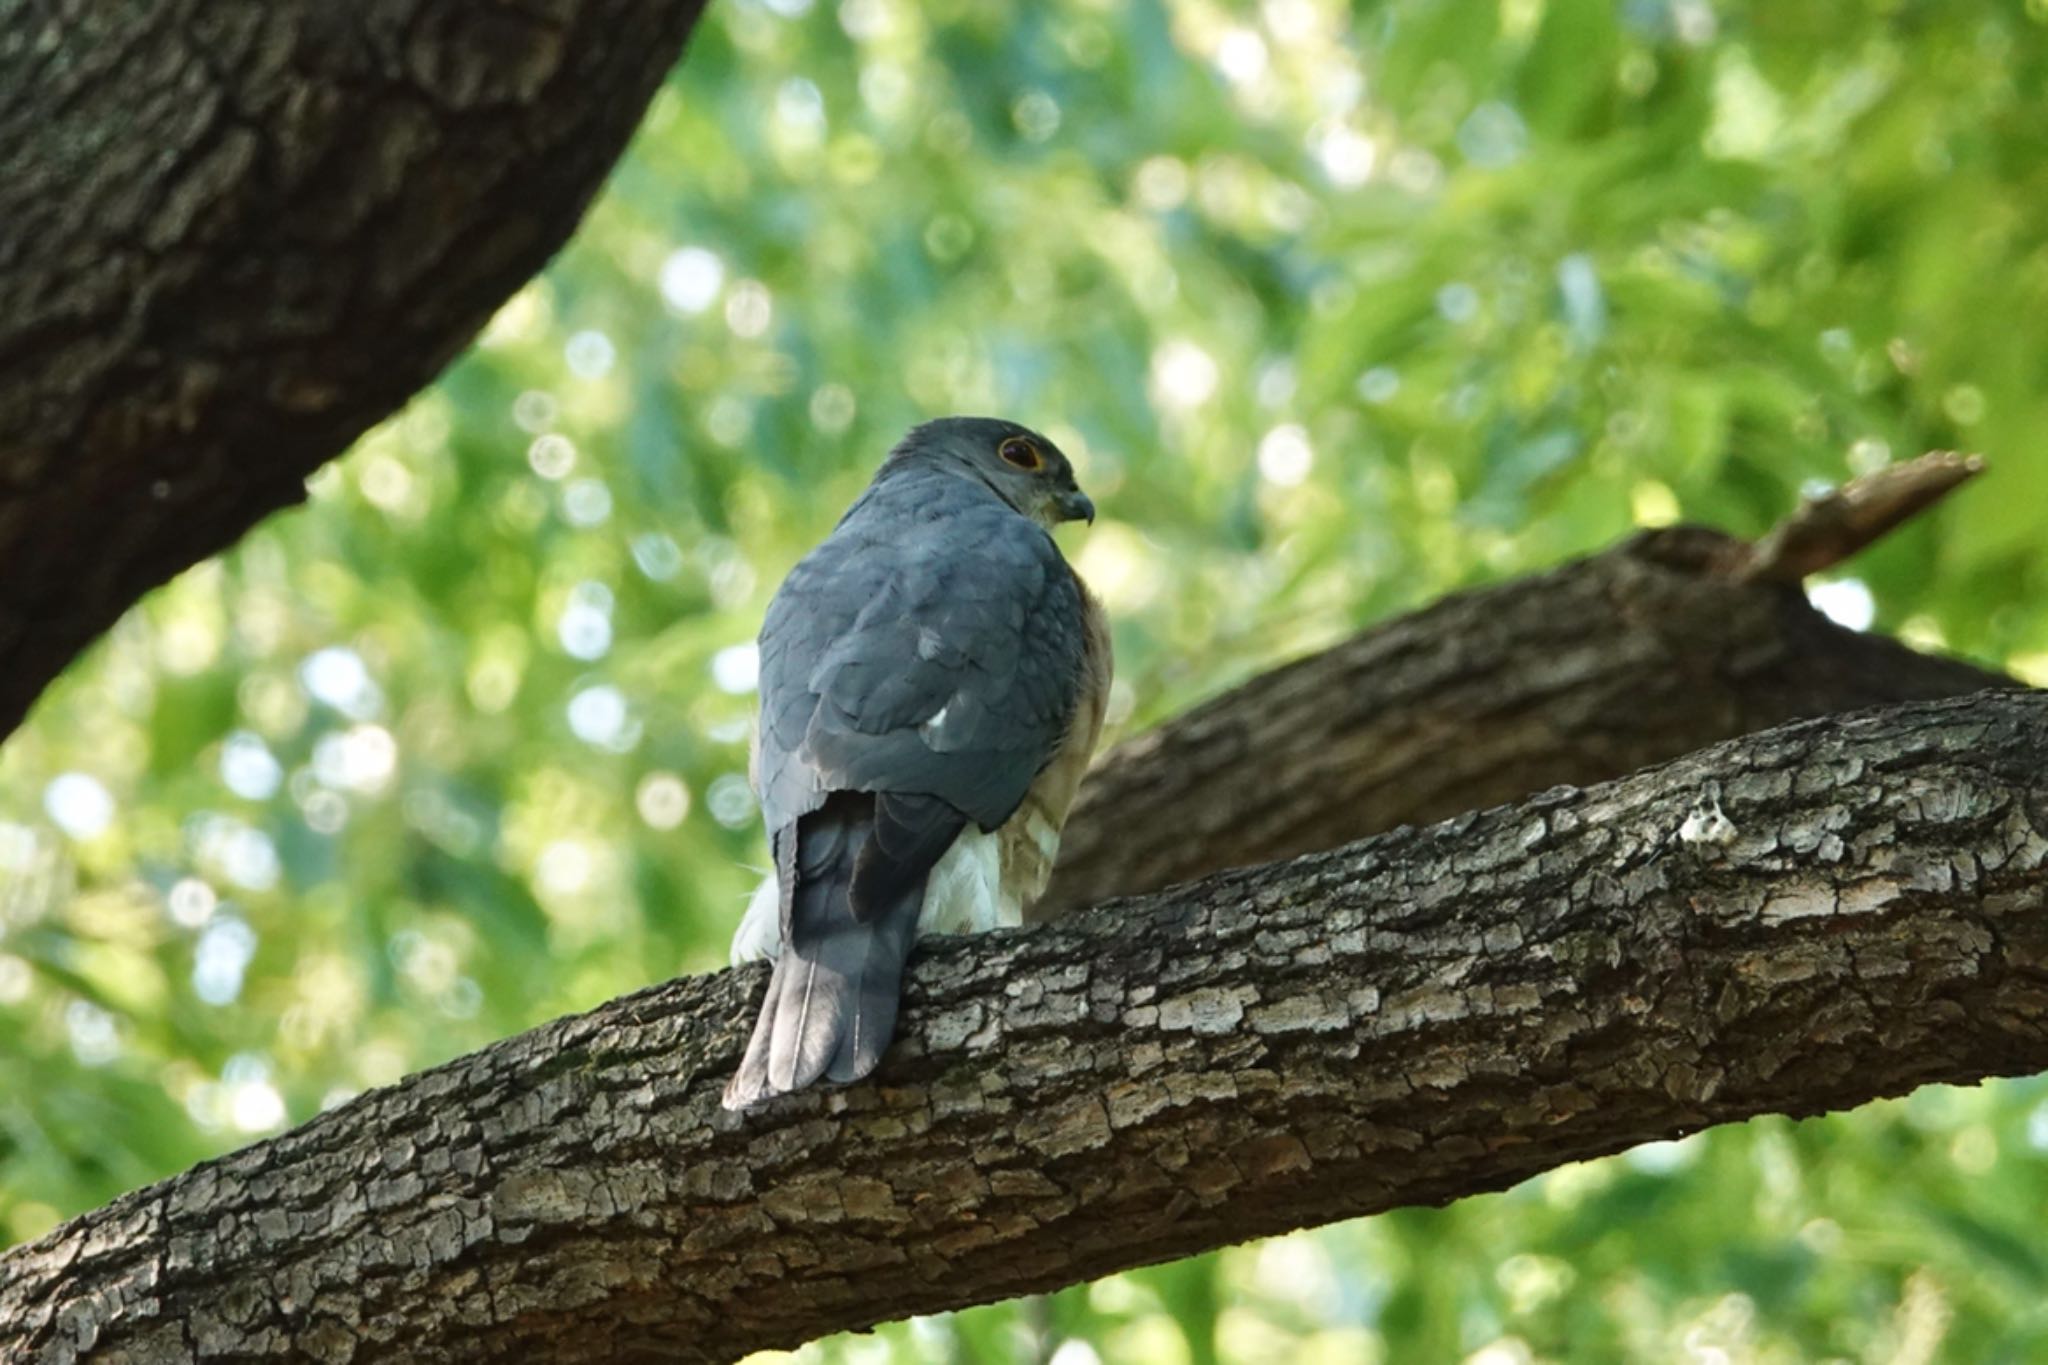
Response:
[723, 791, 963, 1109]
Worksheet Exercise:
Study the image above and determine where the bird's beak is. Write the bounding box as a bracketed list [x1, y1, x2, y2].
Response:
[1058, 490, 1097, 525]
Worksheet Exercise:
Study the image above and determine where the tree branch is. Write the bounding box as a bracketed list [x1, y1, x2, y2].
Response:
[1043, 519, 2009, 916]
[4, 689, 2045, 1362]
[0, 0, 706, 737]
[1738, 451, 1985, 583]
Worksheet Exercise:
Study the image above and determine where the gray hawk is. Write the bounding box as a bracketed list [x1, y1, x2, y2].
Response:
[723, 416, 1112, 1109]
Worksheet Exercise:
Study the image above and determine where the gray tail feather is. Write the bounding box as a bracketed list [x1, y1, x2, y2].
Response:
[723, 792, 963, 1110]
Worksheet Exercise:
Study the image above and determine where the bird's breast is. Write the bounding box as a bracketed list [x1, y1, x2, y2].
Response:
[918, 826, 1015, 936]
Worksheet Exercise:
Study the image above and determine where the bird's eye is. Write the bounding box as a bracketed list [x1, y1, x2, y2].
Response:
[998, 437, 1043, 472]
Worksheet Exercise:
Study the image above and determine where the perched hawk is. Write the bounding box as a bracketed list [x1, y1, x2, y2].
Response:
[723, 417, 1112, 1109]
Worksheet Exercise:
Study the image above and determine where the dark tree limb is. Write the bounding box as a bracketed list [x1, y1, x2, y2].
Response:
[0, 0, 706, 737]
[1042, 512, 2008, 918]
[3, 689, 2045, 1363]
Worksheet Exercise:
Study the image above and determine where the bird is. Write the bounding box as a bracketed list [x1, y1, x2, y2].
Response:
[722, 416, 1112, 1110]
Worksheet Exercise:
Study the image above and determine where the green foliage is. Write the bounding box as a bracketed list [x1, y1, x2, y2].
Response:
[5, 0, 2048, 1358]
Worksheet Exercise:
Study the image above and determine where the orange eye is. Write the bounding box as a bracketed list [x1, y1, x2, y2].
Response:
[998, 437, 1043, 471]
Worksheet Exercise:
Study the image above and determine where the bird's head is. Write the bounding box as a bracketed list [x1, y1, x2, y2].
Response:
[887, 416, 1096, 531]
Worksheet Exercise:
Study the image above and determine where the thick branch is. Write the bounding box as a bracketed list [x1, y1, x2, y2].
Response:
[5, 690, 2045, 1363]
[0, 0, 705, 736]
[1042, 523, 2009, 916]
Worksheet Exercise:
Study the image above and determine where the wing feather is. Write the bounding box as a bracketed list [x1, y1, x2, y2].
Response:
[756, 473, 1088, 833]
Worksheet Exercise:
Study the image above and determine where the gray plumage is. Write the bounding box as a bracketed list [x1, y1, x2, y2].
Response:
[725, 417, 1100, 1109]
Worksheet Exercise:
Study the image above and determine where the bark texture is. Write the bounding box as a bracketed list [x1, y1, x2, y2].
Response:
[4, 689, 2045, 1364]
[1042, 525, 2009, 916]
[0, 0, 705, 737]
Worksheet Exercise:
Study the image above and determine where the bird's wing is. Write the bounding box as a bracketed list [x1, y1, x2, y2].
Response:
[755, 496, 1089, 835]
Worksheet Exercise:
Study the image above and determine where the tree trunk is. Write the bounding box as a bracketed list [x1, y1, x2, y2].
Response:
[0, 0, 706, 737]
[4, 685, 2041, 1363]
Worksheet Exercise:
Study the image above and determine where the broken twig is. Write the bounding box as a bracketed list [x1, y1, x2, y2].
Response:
[1738, 451, 1985, 583]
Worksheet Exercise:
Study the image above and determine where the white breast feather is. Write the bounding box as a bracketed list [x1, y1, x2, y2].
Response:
[730, 870, 783, 965]
[918, 826, 1016, 935]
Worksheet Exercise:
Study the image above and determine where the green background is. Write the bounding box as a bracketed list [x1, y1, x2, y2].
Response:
[5, 0, 2048, 1358]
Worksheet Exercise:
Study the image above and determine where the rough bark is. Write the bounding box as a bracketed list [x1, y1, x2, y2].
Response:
[0, 0, 705, 737]
[1042, 524, 2009, 916]
[3, 689, 2044, 1363]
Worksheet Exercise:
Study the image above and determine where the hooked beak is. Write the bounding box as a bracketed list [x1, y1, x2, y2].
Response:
[1057, 489, 1097, 525]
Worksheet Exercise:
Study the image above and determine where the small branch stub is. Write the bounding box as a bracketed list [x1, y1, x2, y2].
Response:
[1739, 451, 1986, 583]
